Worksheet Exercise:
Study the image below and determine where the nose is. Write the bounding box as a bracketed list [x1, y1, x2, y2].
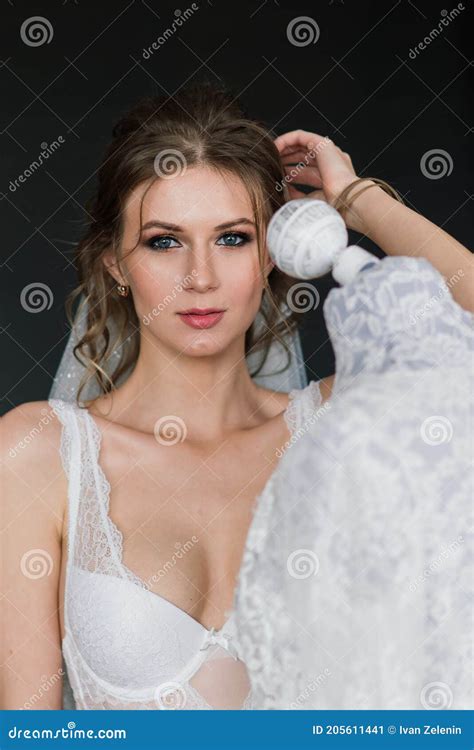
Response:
[183, 244, 220, 293]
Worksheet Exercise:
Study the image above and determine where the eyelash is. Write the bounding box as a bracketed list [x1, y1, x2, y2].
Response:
[144, 231, 253, 252]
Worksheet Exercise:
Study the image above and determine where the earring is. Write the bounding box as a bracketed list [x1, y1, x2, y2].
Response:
[116, 283, 130, 297]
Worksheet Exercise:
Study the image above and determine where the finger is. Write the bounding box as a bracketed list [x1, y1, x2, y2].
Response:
[305, 137, 352, 181]
[283, 165, 322, 185]
[275, 128, 326, 149]
[281, 155, 322, 179]
[282, 160, 320, 177]
[281, 143, 350, 168]
[279, 145, 320, 157]
[280, 149, 320, 166]
[274, 129, 328, 154]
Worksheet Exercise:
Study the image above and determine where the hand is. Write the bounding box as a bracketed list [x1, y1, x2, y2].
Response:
[274, 129, 367, 229]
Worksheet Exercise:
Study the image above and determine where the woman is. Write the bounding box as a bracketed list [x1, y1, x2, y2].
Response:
[2, 81, 472, 710]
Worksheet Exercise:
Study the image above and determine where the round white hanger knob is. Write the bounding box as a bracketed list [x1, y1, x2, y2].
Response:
[267, 198, 348, 279]
[267, 198, 380, 284]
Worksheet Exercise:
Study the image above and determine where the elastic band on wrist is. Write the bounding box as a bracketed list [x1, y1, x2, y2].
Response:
[332, 177, 405, 223]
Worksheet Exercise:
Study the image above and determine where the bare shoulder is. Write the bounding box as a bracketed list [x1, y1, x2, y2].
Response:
[1, 400, 66, 539]
[1, 400, 66, 708]
[2, 399, 63, 462]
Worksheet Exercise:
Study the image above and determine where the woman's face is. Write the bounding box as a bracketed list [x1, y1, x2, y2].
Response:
[106, 165, 274, 358]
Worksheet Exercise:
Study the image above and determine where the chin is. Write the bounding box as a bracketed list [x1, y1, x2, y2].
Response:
[179, 336, 229, 356]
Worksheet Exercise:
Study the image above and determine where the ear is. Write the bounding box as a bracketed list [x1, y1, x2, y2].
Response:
[102, 251, 125, 286]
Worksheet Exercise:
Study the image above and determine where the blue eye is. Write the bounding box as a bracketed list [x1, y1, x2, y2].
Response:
[144, 231, 252, 252]
[146, 235, 180, 251]
[216, 232, 251, 247]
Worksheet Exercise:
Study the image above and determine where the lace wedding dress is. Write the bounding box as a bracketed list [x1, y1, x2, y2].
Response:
[234, 256, 473, 710]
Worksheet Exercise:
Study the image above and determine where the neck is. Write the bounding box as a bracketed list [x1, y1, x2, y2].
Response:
[88, 336, 267, 442]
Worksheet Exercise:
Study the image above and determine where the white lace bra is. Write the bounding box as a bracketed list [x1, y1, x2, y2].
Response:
[49, 379, 323, 710]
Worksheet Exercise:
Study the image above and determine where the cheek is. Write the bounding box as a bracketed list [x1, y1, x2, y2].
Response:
[128, 261, 181, 321]
[222, 253, 264, 303]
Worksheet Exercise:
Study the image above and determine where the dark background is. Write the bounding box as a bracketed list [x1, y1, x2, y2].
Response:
[2, 0, 473, 414]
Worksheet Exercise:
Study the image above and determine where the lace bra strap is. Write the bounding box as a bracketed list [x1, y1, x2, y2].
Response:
[80, 410, 126, 575]
[48, 398, 83, 577]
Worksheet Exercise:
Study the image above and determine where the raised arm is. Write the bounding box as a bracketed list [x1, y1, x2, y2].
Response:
[343, 181, 474, 312]
[1, 403, 65, 709]
[274, 129, 474, 313]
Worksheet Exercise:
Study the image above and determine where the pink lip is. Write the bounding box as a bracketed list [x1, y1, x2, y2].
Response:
[177, 311, 225, 329]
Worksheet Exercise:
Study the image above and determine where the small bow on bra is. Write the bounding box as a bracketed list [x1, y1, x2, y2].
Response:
[199, 627, 240, 661]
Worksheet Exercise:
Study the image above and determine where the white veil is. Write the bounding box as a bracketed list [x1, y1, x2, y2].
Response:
[49, 290, 309, 709]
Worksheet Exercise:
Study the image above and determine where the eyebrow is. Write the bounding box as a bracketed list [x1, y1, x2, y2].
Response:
[141, 217, 256, 232]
